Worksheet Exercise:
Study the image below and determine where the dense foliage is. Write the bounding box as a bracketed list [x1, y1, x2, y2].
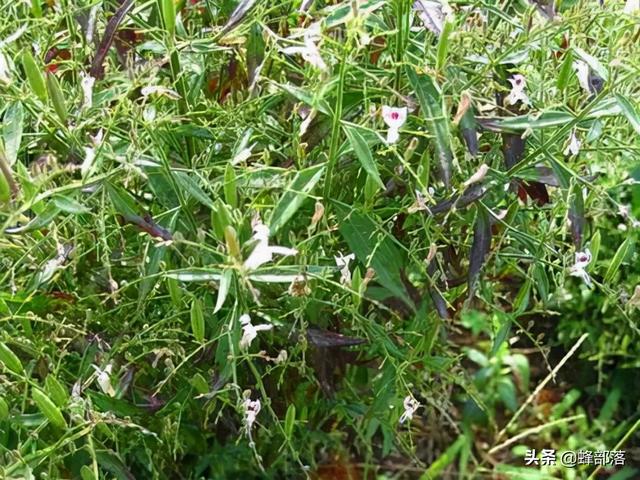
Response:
[1, 0, 639, 478]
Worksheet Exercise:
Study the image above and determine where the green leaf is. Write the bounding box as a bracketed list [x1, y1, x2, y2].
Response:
[604, 237, 633, 284]
[32, 387, 67, 429]
[45, 375, 69, 407]
[174, 171, 215, 209]
[161, 0, 176, 36]
[4, 203, 61, 234]
[190, 298, 205, 343]
[573, 47, 608, 81]
[52, 195, 91, 214]
[80, 465, 97, 480]
[0, 342, 23, 374]
[337, 205, 413, 309]
[436, 19, 455, 71]
[421, 435, 467, 479]
[616, 94, 640, 136]
[3, 102, 24, 166]
[106, 183, 138, 217]
[407, 67, 454, 188]
[269, 164, 324, 235]
[556, 50, 574, 92]
[343, 125, 384, 189]
[224, 164, 238, 208]
[284, 404, 296, 439]
[0, 397, 8, 420]
[214, 269, 233, 313]
[21, 50, 47, 101]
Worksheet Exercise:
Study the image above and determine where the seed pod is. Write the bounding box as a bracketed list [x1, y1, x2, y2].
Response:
[0, 342, 23, 374]
[190, 298, 205, 343]
[46, 73, 68, 122]
[22, 50, 47, 101]
[45, 375, 69, 407]
[32, 387, 67, 429]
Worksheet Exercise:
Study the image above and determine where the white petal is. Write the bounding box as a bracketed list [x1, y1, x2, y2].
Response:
[386, 127, 400, 144]
[573, 61, 591, 93]
[624, 0, 639, 14]
[463, 164, 489, 187]
[81, 147, 95, 178]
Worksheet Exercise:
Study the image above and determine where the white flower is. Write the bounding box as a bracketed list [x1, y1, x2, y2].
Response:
[92, 363, 115, 396]
[0, 52, 11, 84]
[463, 164, 489, 187]
[505, 74, 529, 106]
[381, 106, 408, 144]
[569, 248, 592, 287]
[141, 85, 181, 100]
[334, 252, 355, 284]
[399, 395, 420, 424]
[282, 23, 327, 70]
[573, 61, 591, 93]
[299, 107, 316, 137]
[80, 72, 95, 110]
[239, 313, 273, 350]
[243, 396, 261, 430]
[624, 0, 639, 14]
[243, 222, 298, 270]
[81, 146, 95, 178]
[564, 129, 581, 156]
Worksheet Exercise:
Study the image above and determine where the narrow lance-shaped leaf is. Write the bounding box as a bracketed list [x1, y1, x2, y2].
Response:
[407, 67, 454, 188]
[219, 0, 257, 38]
[3, 102, 24, 166]
[468, 206, 491, 299]
[616, 94, 640, 136]
[343, 125, 384, 189]
[604, 237, 633, 284]
[4, 202, 61, 234]
[269, 164, 324, 235]
[90, 0, 134, 79]
[459, 108, 478, 157]
[568, 182, 585, 249]
[191, 298, 205, 343]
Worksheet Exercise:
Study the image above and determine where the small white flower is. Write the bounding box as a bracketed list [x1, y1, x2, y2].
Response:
[0, 52, 11, 84]
[81, 146, 95, 178]
[143, 105, 157, 122]
[334, 252, 355, 284]
[141, 85, 181, 100]
[624, 0, 639, 14]
[92, 363, 115, 396]
[505, 74, 529, 106]
[564, 129, 581, 156]
[463, 164, 489, 187]
[80, 72, 95, 109]
[399, 395, 420, 424]
[282, 23, 327, 70]
[573, 61, 591, 93]
[243, 396, 261, 431]
[239, 313, 273, 350]
[299, 108, 316, 137]
[569, 248, 592, 287]
[243, 222, 298, 270]
[381, 106, 408, 144]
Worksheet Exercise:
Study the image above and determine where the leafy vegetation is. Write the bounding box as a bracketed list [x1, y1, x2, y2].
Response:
[1, 0, 639, 478]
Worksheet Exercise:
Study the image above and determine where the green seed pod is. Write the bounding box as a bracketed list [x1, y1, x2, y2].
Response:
[0, 342, 23, 374]
[190, 298, 205, 343]
[45, 374, 69, 407]
[0, 397, 9, 421]
[46, 73, 68, 122]
[22, 50, 47, 101]
[32, 387, 67, 429]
